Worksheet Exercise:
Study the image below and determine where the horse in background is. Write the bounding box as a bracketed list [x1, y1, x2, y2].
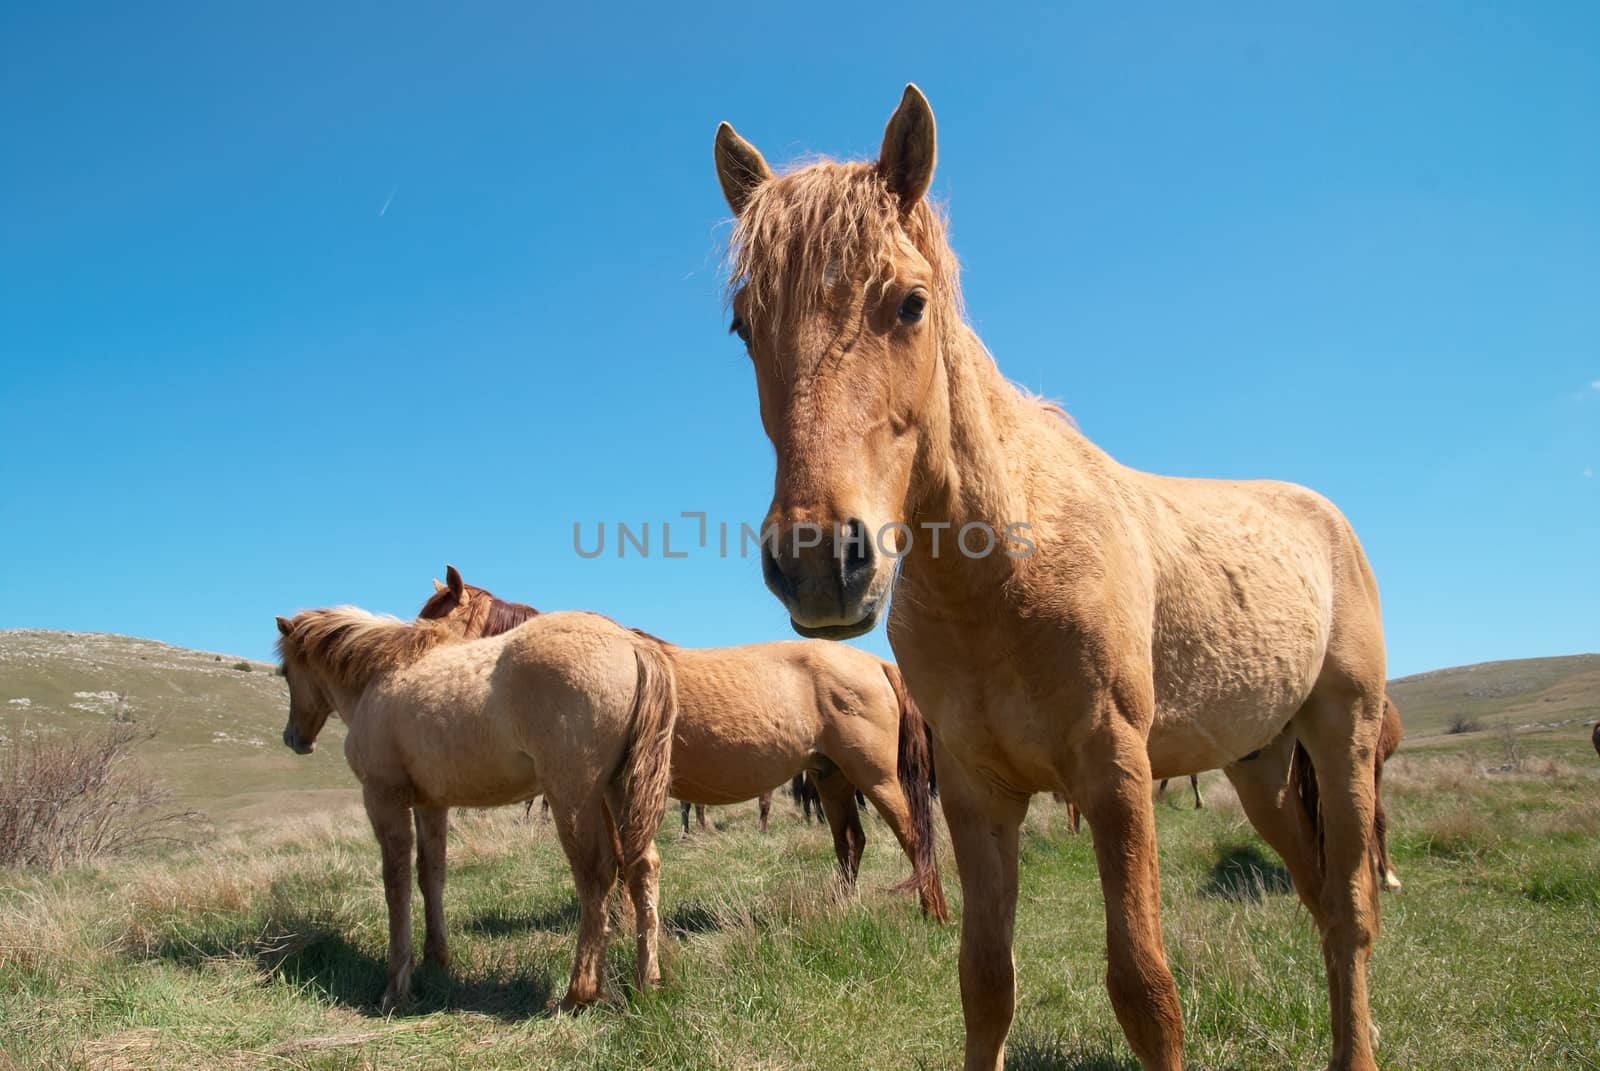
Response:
[418, 567, 947, 921]
[275, 606, 677, 1011]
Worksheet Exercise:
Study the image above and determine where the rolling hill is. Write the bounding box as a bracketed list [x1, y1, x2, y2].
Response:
[0, 629, 354, 824]
[2, 630, 1595, 823]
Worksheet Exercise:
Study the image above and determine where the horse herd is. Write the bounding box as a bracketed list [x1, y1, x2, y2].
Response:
[277, 85, 1411, 1071]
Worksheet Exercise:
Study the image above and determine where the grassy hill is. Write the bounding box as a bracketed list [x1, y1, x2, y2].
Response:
[0, 629, 354, 824]
[1388, 653, 1600, 738]
[2, 630, 1596, 821]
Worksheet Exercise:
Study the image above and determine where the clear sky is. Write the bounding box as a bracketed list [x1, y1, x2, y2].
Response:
[2, 4, 1596, 678]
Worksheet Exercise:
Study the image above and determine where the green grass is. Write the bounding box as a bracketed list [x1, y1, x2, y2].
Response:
[3, 743, 1598, 1071]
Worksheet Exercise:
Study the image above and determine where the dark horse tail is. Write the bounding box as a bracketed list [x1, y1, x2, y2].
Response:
[1291, 731, 1382, 932]
[881, 662, 949, 923]
[612, 638, 680, 867]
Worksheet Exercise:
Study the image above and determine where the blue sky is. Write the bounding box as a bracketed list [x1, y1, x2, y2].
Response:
[1, 3, 1596, 678]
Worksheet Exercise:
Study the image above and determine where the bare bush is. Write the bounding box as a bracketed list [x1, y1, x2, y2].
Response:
[0, 724, 198, 869]
[1446, 713, 1481, 735]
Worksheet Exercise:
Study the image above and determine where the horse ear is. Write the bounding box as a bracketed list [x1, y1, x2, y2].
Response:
[445, 564, 465, 599]
[275, 616, 293, 637]
[714, 122, 773, 216]
[431, 578, 446, 593]
[878, 83, 937, 210]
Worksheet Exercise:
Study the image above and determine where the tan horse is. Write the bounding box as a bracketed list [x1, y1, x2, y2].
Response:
[714, 85, 1389, 1070]
[417, 566, 947, 921]
[274, 607, 677, 1012]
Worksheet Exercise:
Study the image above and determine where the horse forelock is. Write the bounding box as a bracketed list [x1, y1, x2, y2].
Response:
[277, 607, 455, 691]
[726, 159, 964, 334]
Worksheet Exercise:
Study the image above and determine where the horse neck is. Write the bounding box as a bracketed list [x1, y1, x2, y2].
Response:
[304, 660, 370, 723]
[901, 323, 1101, 607]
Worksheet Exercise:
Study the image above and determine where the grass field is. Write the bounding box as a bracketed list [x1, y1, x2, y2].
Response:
[2, 633, 1598, 1069]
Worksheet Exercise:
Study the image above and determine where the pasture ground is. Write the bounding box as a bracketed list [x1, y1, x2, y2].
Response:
[3, 726, 1597, 1070]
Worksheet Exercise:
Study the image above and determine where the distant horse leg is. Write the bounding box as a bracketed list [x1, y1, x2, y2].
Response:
[1297, 684, 1385, 1071]
[1157, 777, 1170, 799]
[550, 796, 620, 1010]
[1074, 722, 1184, 1071]
[540, 797, 551, 823]
[937, 741, 1026, 1071]
[363, 786, 416, 1013]
[414, 805, 450, 969]
[815, 772, 865, 887]
[679, 800, 691, 837]
[1189, 774, 1202, 809]
[697, 805, 710, 832]
[758, 791, 772, 833]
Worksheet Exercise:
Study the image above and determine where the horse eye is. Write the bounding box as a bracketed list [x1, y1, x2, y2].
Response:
[898, 291, 927, 325]
[729, 317, 752, 345]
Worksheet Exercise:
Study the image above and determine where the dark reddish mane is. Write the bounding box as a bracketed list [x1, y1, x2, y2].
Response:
[484, 595, 540, 634]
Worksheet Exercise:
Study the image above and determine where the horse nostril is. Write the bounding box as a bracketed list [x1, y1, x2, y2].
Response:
[839, 518, 874, 589]
[762, 538, 798, 602]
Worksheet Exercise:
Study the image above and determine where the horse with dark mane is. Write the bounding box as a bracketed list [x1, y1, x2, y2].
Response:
[274, 606, 677, 1011]
[418, 566, 948, 921]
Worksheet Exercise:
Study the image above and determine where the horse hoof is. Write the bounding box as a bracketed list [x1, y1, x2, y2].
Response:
[1383, 873, 1403, 892]
[557, 990, 600, 1014]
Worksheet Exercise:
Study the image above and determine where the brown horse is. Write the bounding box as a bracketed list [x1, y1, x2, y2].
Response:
[715, 85, 1389, 1070]
[274, 607, 677, 1012]
[1592, 721, 1599, 760]
[418, 567, 948, 921]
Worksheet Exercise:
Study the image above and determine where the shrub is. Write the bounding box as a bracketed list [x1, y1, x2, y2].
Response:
[0, 724, 197, 869]
[232, 661, 252, 672]
[1446, 714, 1481, 735]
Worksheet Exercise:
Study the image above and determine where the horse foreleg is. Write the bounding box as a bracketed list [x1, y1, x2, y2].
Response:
[1225, 734, 1329, 929]
[697, 804, 710, 832]
[549, 796, 619, 1010]
[1075, 724, 1184, 1071]
[758, 791, 772, 833]
[1190, 773, 1203, 809]
[414, 805, 450, 970]
[815, 773, 865, 887]
[363, 786, 415, 1013]
[679, 800, 691, 838]
[936, 743, 1026, 1071]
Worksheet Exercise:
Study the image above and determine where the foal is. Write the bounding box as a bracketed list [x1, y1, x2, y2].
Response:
[418, 566, 947, 920]
[275, 607, 677, 1011]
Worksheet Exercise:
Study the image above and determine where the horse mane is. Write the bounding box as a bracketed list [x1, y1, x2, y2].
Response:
[484, 595, 540, 633]
[278, 607, 456, 691]
[726, 159, 964, 338]
[416, 583, 541, 633]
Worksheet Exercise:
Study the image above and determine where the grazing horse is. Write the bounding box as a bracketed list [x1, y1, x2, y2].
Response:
[418, 567, 947, 921]
[714, 85, 1388, 1070]
[274, 607, 677, 1012]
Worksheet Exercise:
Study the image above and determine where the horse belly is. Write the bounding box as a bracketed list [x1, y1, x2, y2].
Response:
[1148, 538, 1332, 775]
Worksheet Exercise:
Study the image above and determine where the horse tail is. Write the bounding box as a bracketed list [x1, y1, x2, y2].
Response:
[1289, 738, 1325, 893]
[612, 638, 680, 866]
[882, 661, 948, 922]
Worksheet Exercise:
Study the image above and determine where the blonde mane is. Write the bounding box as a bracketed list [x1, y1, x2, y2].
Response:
[727, 160, 964, 336]
[278, 607, 457, 692]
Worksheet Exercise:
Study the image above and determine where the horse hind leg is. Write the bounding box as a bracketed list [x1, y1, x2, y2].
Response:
[548, 794, 620, 1010]
[1295, 681, 1385, 1071]
[1190, 773, 1203, 809]
[1373, 757, 1401, 891]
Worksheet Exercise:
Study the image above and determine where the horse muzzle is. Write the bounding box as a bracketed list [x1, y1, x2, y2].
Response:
[282, 726, 315, 755]
[761, 518, 885, 638]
